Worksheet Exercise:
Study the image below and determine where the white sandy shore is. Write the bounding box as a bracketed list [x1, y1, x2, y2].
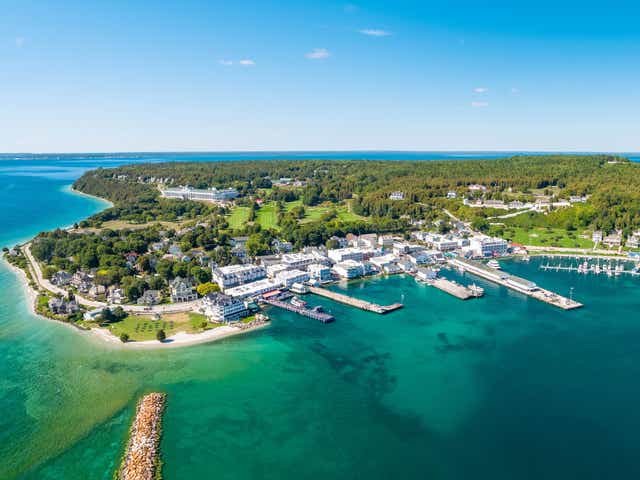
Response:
[2, 257, 268, 349]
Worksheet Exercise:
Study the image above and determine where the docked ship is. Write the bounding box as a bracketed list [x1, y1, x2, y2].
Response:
[469, 283, 485, 297]
[487, 259, 501, 269]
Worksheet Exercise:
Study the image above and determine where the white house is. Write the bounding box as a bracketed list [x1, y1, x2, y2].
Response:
[328, 247, 365, 263]
[170, 277, 197, 303]
[307, 263, 333, 282]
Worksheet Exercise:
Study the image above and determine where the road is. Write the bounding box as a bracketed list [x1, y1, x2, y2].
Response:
[22, 243, 199, 313]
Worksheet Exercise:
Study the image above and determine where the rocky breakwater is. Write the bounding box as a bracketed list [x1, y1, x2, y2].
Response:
[117, 392, 167, 480]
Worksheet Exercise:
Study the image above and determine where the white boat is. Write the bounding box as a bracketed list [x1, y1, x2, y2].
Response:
[469, 284, 485, 297]
[290, 296, 308, 308]
[487, 259, 501, 269]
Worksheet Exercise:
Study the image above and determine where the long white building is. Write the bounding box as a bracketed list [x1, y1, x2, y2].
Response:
[276, 269, 310, 288]
[201, 292, 248, 322]
[224, 278, 282, 299]
[161, 186, 239, 202]
[212, 264, 267, 290]
[469, 236, 509, 257]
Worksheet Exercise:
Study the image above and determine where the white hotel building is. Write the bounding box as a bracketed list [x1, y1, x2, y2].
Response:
[281, 252, 317, 270]
[212, 264, 267, 290]
[201, 293, 248, 322]
[469, 236, 509, 257]
[276, 269, 310, 288]
[161, 186, 239, 202]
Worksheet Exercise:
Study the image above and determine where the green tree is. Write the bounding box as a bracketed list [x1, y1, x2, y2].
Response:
[156, 329, 166, 342]
[196, 282, 219, 296]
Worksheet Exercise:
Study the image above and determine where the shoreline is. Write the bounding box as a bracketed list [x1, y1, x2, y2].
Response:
[67, 184, 114, 209]
[2, 255, 269, 350]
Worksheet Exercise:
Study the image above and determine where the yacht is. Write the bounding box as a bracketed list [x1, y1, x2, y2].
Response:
[487, 259, 501, 269]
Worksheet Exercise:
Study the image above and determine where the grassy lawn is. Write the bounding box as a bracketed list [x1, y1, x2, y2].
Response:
[77, 219, 188, 233]
[256, 202, 279, 229]
[227, 199, 370, 231]
[498, 226, 594, 249]
[107, 312, 219, 342]
[227, 206, 251, 229]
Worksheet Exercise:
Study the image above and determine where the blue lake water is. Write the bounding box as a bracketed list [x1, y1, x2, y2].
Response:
[1, 152, 640, 479]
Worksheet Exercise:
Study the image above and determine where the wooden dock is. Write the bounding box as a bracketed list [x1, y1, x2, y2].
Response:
[262, 298, 335, 323]
[117, 392, 166, 480]
[429, 277, 482, 300]
[449, 258, 583, 310]
[308, 286, 403, 314]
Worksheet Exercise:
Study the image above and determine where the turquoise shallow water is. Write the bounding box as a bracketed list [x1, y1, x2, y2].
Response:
[2, 154, 640, 479]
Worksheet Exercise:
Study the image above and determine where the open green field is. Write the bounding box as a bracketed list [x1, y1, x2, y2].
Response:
[227, 199, 368, 231]
[497, 226, 594, 249]
[107, 311, 215, 341]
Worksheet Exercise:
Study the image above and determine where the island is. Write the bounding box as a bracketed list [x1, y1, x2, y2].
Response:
[4, 155, 640, 346]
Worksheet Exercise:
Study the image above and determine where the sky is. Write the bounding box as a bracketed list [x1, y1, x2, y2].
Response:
[1, 0, 640, 153]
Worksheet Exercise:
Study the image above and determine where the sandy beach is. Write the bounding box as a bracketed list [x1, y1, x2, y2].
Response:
[2, 256, 269, 349]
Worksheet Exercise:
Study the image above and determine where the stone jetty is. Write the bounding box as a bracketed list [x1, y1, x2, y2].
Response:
[118, 392, 166, 480]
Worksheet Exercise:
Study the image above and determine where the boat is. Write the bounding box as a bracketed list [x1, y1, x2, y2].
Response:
[469, 283, 485, 297]
[522, 255, 531, 263]
[290, 296, 308, 308]
[487, 259, 501, 269]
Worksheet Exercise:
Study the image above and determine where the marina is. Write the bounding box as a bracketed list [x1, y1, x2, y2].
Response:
[308, 286, 403, 314]
[540, 258, 640, 277]
[449, 257, 583, 310]
[262, 297, 335, 323]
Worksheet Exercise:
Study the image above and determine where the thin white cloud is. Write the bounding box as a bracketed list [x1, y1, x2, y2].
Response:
[471, 101, 489, 108]
[473, 87, 489, 93]
[15, 37, 25, 48]
[359, 29, 391, 37]
[219, 60, 233, 66]
[306, 48, 330, 60]
[239, 59, 256, 66]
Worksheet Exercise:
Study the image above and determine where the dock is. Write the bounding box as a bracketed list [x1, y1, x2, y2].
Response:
[308, 286, 403, 314]
[117, 392, 166, 480]
[449, 258, 582, 310]
[262, 298, 335, 323]
[428, 277, 483, 300]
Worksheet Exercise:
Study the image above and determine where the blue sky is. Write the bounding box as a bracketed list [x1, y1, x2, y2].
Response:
[2, 0, 640, 152]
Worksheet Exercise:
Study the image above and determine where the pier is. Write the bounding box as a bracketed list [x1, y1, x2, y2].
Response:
[449, 258, 582, 310]
[262, 298, 335, 323]
[308, 286, 403, 314]
[117, 392, 166, 480]
[428, 277, 483, 300]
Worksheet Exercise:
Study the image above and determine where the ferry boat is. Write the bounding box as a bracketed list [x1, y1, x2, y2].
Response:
[487, 259, 501, 270]
[290, 296, 308, 308]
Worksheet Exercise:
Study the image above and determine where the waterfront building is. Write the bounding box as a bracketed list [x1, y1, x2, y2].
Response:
[161, 186, 239, 202]
[627, 232, 640, 249]
[328, 247, 365, 263]
[170, 277, 197, 303]
[383, 263, 402, 274]
[398, 260, 414, 272]
[332, 260, 366, 279]
[307, 263, 333, 282]
[603, 231, 622, 248]
[224, 278, 282, 299]
[276, 269, 310, 288]
[369, 254, 398, 269]
[469, 236, 509, 257]
[407, 250, 430, 265]
[48, 297, 79, 315]
[212, 264, 267, 290]
[83, 307, 106, 321]
[592, 230, 603, 243]
[137, 290, 162, 305]
[416, 267, 437, 281]
[200, 292, 248, 322]
[506, 276, 538, 292]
